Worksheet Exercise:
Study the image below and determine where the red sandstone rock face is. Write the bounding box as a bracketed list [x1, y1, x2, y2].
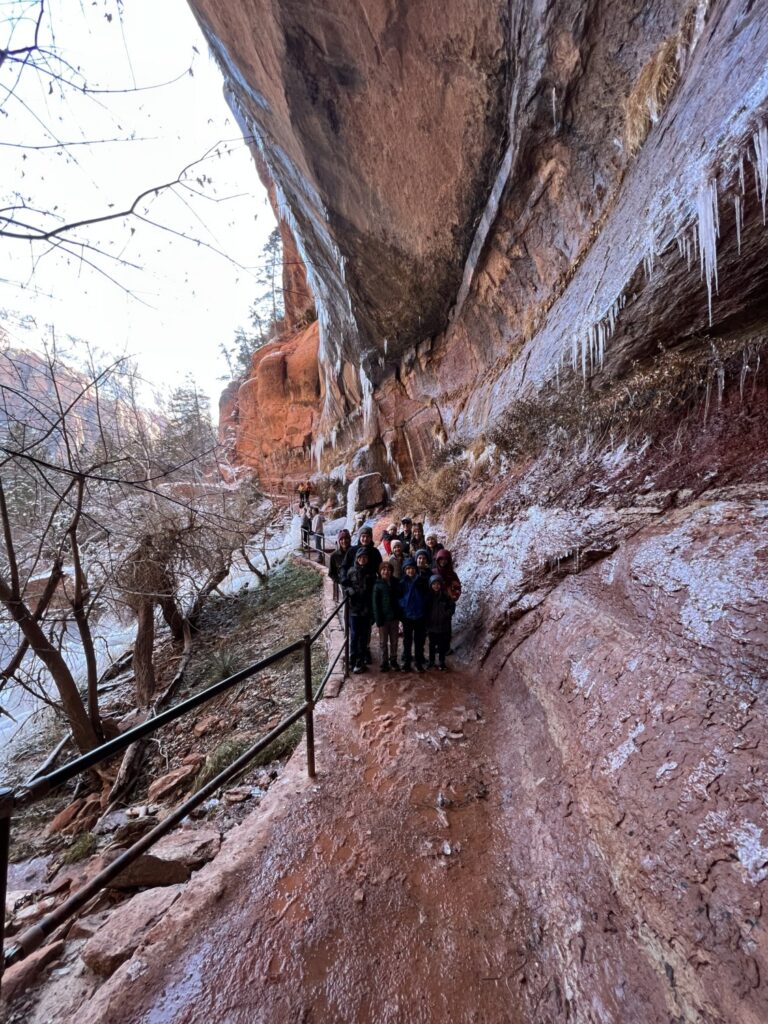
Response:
[225, 321, 321, 490]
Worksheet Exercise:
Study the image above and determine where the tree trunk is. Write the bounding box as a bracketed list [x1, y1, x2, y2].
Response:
[0, 587, 99, 754]
[134, 601, 157, 706]
[158, 595, 185, 643]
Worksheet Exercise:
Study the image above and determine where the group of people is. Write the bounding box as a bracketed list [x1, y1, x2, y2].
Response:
[328, 517, 461, 675]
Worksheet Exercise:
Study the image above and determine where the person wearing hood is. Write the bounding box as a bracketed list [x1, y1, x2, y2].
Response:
[398, 557, 428, 672]
[329, 529, 351, 601]
[343, 547, 375, 673]
[372, 561, 401, 671]
[414, 549, 431, 579]
[426, 574, 455, 671]
[434, 549, 459, 587]
[343, 525, 382, 577]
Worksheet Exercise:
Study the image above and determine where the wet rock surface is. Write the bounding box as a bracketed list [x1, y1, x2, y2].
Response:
[59, 666, 680, 1024]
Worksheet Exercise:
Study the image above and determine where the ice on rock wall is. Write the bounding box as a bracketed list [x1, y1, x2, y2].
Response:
[754, 124, 768, 224]
[696, 180, 719, 325]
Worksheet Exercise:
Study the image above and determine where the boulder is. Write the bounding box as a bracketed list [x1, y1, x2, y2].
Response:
[106, 827, 221, 889]
[1, 940, 65, 1002]
[146, 764, 197, 803]
[349, 473, 386, 512]
[46, 798, 85, 835]
[81, 885, 183, 976]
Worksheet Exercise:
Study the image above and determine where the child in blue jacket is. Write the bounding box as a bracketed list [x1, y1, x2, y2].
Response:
[398, 558, 429, 672]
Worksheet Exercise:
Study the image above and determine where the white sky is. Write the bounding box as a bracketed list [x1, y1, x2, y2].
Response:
[0, 0, 275, 412]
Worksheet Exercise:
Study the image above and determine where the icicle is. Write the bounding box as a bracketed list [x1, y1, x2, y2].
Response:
[384, 338, 389, 355]
[739, 350, 749, 403]
[753, 124, 768, 224]
[580, 332, 587, 379]
[734, 195, 742, 254]
[551, 88, 558, 131]
[738, 154, 746, 196]
[696, 181, 719, 324]
[571, 332, 578, 370]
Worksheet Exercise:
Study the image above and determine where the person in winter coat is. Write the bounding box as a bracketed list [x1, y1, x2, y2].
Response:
[380, 523, 398, 557]
[328, 529, 351, 601]
[372, 561, 401, 671]
[311, 506, 325, 564]
[425, 534, 441, 564]
[434, 549, 459, 587]
[398, 558, 429, 672]
[414, 549, 431, 578]
[344, 525, 382, 576]
[300, 508, 312, 551]
[388, 539, 404, 579]
[411, 522, 426, 551]
[426, 575, 455, 671]
[344, 548, 375, 673]
[397, 517, 414, 554]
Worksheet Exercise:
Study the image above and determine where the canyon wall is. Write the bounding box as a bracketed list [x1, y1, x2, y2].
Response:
[195, 0, 768, 1019]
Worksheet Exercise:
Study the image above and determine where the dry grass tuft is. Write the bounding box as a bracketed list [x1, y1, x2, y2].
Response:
[624, 36, 680, 155]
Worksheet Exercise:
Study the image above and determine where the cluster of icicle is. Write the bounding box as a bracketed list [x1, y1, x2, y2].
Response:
[563, 123, 768, 383]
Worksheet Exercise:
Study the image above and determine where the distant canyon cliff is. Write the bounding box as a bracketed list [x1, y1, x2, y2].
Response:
[192, 2, 768, 1020]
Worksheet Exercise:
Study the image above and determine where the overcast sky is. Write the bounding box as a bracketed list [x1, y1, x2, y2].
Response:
[0, 0, 274, 411]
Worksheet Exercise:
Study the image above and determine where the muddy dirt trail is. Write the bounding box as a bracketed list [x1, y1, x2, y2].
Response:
[75, 665, 673, 1024]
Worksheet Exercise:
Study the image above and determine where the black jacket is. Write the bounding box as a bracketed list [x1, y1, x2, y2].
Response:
[426, 591, 455, 634]
[343, 565, 374, 616]
[343, 543, 382, 577]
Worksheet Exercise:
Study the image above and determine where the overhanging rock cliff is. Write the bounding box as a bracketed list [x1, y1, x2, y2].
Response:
[195, 1, 768, 1020]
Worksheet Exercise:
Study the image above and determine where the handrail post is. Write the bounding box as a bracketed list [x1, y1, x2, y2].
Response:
[303, 634, 316, 779]
[345, 600, 351, 677]
[0, 787, 13, 988]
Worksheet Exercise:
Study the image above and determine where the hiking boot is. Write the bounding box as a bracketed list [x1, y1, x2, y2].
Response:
[353, 663, 365, 674]
[390, 661, 401, 672]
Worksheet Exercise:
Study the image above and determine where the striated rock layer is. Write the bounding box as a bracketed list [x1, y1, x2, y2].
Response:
[194, 0, 768, 1019]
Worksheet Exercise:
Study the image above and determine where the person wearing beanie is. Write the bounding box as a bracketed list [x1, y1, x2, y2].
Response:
[344, 525, 382, 576]
[414, 549, 431, 578]
[329, 529, 351, 602]
[343, 548, 375, 673]
[398, 557, 428, 672]
[372, 561, 402, 671]
[425, 574, 455, 671]
[397, 517, 414, 555]
[388, 538, 405, 579]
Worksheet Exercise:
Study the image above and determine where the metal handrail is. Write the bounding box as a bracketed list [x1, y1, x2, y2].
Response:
[0, 593, 349, 984]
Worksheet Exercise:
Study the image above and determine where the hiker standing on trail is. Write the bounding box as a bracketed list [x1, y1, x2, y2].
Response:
[397, 517, 414, 554]
[380, 522, 398, 556]
[311, 506, 325, 564]
[344, 525, 382, 576]
[372, 562, 401, 672]
[426, 575, 455, 671]
[344, 548, 375, 673]
[414, 549, 431, 579]
[388, 539, 404, 578]
[425, 533, 441, 564]
[329, 529, 351, 601]
[411, 522, 426, 551]
[399, 557, 428, 672]
[300, 507, 312, 551]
